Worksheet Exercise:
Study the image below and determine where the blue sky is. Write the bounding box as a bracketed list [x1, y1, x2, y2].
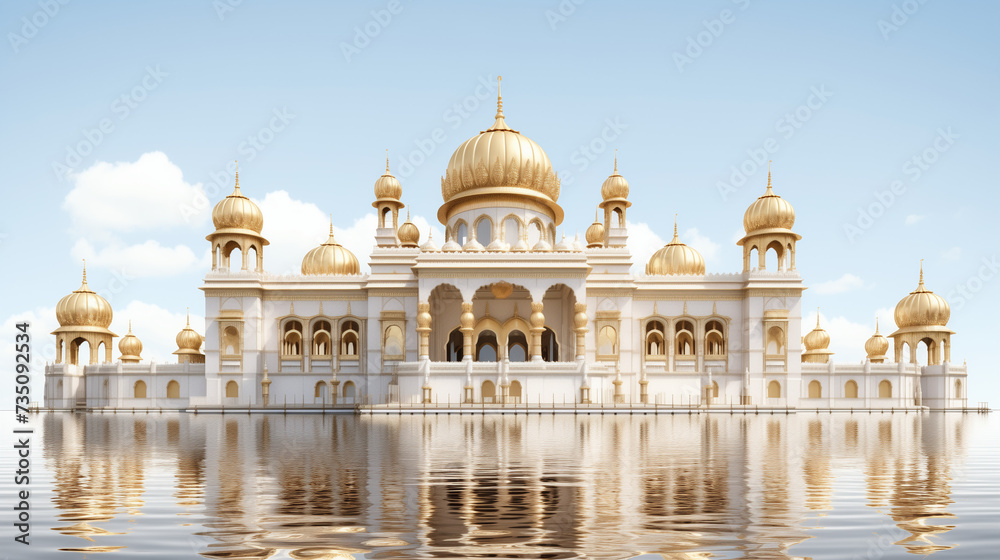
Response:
[2, 0, 998, 407]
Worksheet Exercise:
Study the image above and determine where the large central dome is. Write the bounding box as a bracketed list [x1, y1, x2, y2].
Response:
[438, 78, 563, 224]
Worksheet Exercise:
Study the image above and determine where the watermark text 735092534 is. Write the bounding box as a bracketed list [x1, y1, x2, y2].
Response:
[13, 321, 33, 546]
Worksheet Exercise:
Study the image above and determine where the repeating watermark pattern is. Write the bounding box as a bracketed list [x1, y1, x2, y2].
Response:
[877, 0, 931, 41]
[557, 117, 628, 186]
[544, 0, 586, 31]
[848, 518, 909, 560]
[51, 65, 169, 182]
[946, 255, 999, 311]
[672, 0, 751, 73]
[213, 0, 244, 21]
[339, 0, 403, 63]
[180, 107, 295, 221]
[7, 0, 71, 53]
[717, 85, 834, 201]
[843, 127, 957, 243]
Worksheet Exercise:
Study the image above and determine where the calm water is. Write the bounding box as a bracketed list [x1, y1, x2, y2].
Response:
[3, 411, 998, 559]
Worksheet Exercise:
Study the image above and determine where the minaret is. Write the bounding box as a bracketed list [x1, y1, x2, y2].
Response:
[737, 161, 800, 272]
[598, 150, 631, 247]
[373, 150, 405, 247]
[206, 161, 269, 271]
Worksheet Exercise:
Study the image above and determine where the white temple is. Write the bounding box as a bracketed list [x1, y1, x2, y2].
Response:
[44, 85, 969, 411]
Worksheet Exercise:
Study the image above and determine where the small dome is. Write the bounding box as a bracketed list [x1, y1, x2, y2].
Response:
[865, 319, 890, 359]
[398, 213, 420, 248]
[419, 232, 439, 252]
[175, 313, 203, 351]
[56, 266, 113, 329]
[441, 238, 461, 252]
[374, 156, 402, 200]
[212, 168, 264, 234]
[743, 167, 795, 233]
[301, 224, 361, 275]
[646, 220, 706, 276]
[601, 156, 629, 201]
[803, 316, 831, 351]
[555, 234, 574, 252]
[585, 214, 605, 248]
[894, 264, 950, 328]
[118, 321, 143, 362]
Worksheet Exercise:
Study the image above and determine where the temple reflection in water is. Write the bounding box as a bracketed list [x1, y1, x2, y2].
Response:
[41, 412, 973, 559]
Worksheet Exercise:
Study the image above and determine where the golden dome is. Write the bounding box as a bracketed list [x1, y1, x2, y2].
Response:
[439, 77, 563, 224]
[803, 316, 831, 351]
[56, 265, 114, 329]
[118, 321, 143, 362]
[373, 154, 402, 201]
[175, 312, 203, 351]
[212, 167, 264, 234]
[585, 213, 605, 248]
[865, 319, 890, 359]
[894, 263, 950, 328]
[601, 155, 629, 201]
[645, 219, 705, 276]
[397, 212, 420, 247]
[743, 166, 795, 233]
[301, 224, 360, 275]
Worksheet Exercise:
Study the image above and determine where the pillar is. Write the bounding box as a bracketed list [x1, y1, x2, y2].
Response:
[422, 383, 432, 404]
[613, 373, 624, 404]
[639, 379, 648, 404]
[460, 302, 474, 361]
[573, 302, 588, 361]
[416, 302, 431, 360]
[330, 378, 340, 405]
[530, 301, 545, 362]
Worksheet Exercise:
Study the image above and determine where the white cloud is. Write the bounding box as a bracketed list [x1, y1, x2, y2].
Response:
[0, 307, 58, 410]
[942, 246, 962, 261]
[70, 239, 209, 278]
[64, 151, 209, 240]
[683, 227, 720, 263]
[813, 273, 866, 295]
[625, 221, 667, 275]
[905, 214, 925, 226]
[111, 301, 205, 364]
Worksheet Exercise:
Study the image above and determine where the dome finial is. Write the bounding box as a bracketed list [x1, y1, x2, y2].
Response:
[673, 214, 678, 238]
[875, 316, 880, 334]
[496, 75, 503, 118]
[766, 160, 773, 194]
[81, 259, 88, 287]
[614, 149, 618, 175]
[186, 307, 190, 326]
[128, 319, 132, 333]
[918, 259, 925, 289]
[234, 160, 240, 194]
[385, 149, 390, 174]
[485, 75, 514, 132]
[816, 307, 821, 328]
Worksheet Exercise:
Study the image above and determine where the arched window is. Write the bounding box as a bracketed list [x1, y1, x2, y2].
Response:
[247, 245, 258, 271]
[765, 240, 784, 270]
[845, 380, 859, 399]
[767, 380, 781, 399]
[878, 380, 892, 399]
[476, 330, 498, 362]
[645, 320, 665, 358]
[541, 327, 559, 362]
[766, 326, 784, 356]
[711, 381, 719, 398]
[507, 330, 527, 362]
[808, 380, 822, 399]
[69, 337, 89, 365]
[675, 320, 694, 357]
[705, 320, 725, 356]
[598, 325, 618, 357]
[475, 216, 493, 245]
[166, 380, 180, 399]
[481, 380, 496, 403]
[612, 208, 624, 228]
[384, 325, 404, 357]
[340, 320, 360, 358]
[446, 328, 463, 362]
[223, 240, 241, 272]
[342, 381, 356, 402]
[282, 320, 303, 357]
[455, 221, 469, 245]
[222, 326, 241, 356]
[225, 380, 239, 398]
[955, 379, 962, 398]
[503, 216, 521, 246]
[312, 320, 332, 357]
[134, 380, 147, 399]
[314, 381, 327, 399]
[510, 380, 523, 404]
[527, 220, 543, 247]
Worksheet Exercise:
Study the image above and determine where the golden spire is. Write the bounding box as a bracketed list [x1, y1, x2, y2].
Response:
[918, 259, 925, 288]
[875, 317, 880, 334]
[81, 259, 88, 289]
[233, 160, 242, 196]
[128, 320, 133, 334]
[329, 214, 334, 236]
[816, 307, 821, 328]
[485, 75, 515, 132]
[186, 307, 190, 326]
[385, 149, 390, 174]
[765, 160, 773, 195]
[594, 208, 600, 223]
[673, 214, 678, 238]
[496, 75, 503, 118]
[614, 149, 618, 175]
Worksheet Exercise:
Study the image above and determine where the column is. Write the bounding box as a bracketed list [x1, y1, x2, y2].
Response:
[416, 302, 431, 360]
[241, 243, 249, 270]
[529, 301, 545, 362]
[460, 302, 474, 361]
[573, 302, 588, 361]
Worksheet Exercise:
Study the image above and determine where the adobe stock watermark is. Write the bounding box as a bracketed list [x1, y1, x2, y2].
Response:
[212, 0, 244, 21]
[717, 85, 834, 201]
[52, 65, 169, 182]
[877, 0, 931, 41]
[7, 0, 71, 53]
[557, 117, 628, 186]
[544, 0, 586, 31]
[843, 127, 957, 243]
[180, 107, 296, 221]
[946, 255, 999, 311]
[339, 0, 403, 63]
[673, 0, 752, 73]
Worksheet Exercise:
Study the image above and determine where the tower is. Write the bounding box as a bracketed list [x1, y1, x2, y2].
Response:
[737, 162, 801, 272]
[51, 262, 116, 365]
[206, 163, 269, 272]
[118, 321, 143, 363]
[890, 262, 953, 365]
[373, 152, 405, 247]
[598, 152, 631, 247]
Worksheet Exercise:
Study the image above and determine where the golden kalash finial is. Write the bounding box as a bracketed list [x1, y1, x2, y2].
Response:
[486, 75, 515, 132]
[496, 75, 503, 118]
[674, 214, 678, 238]
[875, 317, 880, 334]
[385, 149, 390, 174]
[816, 307, 821, 328]
[81, 258, 87, 287]
[614, 149, 618, 175]
[916, 259, 927, 291]
[766, 160, 773, 193]
[186, 307, 190, 326]
[233, 160, 241, 194]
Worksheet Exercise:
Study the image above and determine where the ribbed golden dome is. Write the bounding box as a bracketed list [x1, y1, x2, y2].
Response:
[803, 316, 831, 351]
[865, 319, 889, 358]
[212, 168, 264, 234]
[374, 155, 402, 200]
[175, 313, 203, 351]
[645, 220, 706, 276]
[601, 156, 629, 201]
[118, 321, 143, 361]
[398, 212, 420, 247]
[301, 224, 360, 275]
[743, 167, 795, 233]
[585, 215, 605, 248]
[894, 264, 950, 328]
[440, 78, 561, 221]
[56, 266, 113, 329]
